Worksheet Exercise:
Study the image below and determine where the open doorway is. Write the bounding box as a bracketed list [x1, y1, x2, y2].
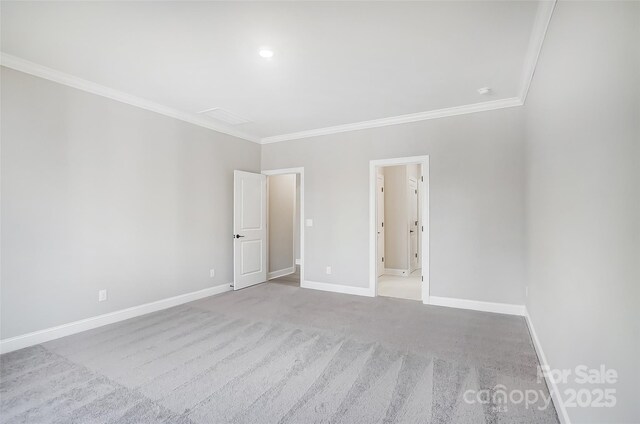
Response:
[264, 169, 304, 287]
[370, 156, 429, 303]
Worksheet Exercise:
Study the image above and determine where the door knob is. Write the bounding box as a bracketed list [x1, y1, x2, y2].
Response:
[234, 234, 245, 239]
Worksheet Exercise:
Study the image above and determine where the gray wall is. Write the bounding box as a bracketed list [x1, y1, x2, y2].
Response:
[524, 2, 640, 422]
[0, 67, 261, 339]
[268, 174, 296, 273]
[262, 106, 527, 305]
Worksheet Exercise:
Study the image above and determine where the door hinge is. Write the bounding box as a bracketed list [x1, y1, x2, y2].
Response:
[381, 187, 384, 192]
[381, 222, 384, 227]
[421, 276, 424, 282]
[415, 189, 417, 194]
[421, 176, 424, 182]
[415, 253, 418, 258]
[382, 257, 384, 262]
[421, 225, 424, 232]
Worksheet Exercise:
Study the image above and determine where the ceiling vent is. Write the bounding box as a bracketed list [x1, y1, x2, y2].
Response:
[198, 108, 251, 125]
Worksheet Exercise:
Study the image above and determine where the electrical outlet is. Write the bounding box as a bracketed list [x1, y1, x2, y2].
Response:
[98, 289, 107, 302]
[210, 268, 215, 278]
[326, 266, 332, 275]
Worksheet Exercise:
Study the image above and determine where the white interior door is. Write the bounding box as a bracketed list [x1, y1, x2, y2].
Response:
[408, 177, 419, 272]
[377, 173, 385, 277]
[234, 170, 267, 290]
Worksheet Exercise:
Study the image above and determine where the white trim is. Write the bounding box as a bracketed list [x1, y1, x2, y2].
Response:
[260, 98, 522, 144]
[0, 284, 231, 354]
[260, 2, 555, 145]
[268, 267, 295, 280]
[0, 53, 259, 144]
[370, 156, 430, 304]
[1, 3, 554, 146]
[524, 307, 571, 424]
[262, 167, 305, 286]
[428, 296, 525, 316]
[519, 0, 557, 102]
[383, 268, 409, 277]
[407, 176, 419, 274]
[302, 280, 374, 297]
[291, 174, 297, 272]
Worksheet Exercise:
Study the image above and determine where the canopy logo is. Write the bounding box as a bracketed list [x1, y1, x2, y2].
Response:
[463, 365, 617, 413]
[463, 385, 552, 412]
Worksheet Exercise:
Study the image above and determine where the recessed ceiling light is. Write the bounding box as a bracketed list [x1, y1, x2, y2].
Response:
[477, 87, 492, 95]
[259, 48, 274, 59]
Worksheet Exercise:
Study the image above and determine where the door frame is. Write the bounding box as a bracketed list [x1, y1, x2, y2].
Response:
[369, 156, 429, 304]
[376, 171, 385, 277]
[407, 176, 419, 274]
[261, 167, 305, 284]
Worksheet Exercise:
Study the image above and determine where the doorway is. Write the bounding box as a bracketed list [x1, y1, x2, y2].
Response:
[264, 168, 304, 287]
[369, 156, 429, 303]
[233, 168, 304, 291]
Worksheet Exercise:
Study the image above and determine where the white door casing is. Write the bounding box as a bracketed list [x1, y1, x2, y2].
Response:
[377, 173, 385, 277]
[369, 155, 429, 303]
[233, 170, 267, 290]
[408, 177, 419, 272]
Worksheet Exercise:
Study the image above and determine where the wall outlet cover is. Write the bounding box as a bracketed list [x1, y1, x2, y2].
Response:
[210, 268, 215, 278]
[98, 289, 107, 302]
[326, 266, 332, 275]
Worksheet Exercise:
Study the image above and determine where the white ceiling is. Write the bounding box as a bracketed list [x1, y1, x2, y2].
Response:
[1, 1, 547, 143]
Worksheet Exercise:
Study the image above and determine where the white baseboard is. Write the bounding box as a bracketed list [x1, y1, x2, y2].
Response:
[524, 307, 570, 424]
[428, 295, 525, 316]
[0, 284, 231, 354]
[383, 268, 409, 276]
[302, 280, 374, 297]
[267, 267, 295, 280]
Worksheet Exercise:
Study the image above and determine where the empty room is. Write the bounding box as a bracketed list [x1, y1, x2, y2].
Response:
[1, 1, 638, 424]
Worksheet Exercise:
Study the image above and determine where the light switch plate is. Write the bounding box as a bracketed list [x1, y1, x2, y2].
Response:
[306, 219, 313, 227]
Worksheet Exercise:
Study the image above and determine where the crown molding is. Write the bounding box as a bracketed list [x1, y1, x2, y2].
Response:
[259, 97, 523, 144]
[519, 0, 557, 103]
[0, 53, 261, 144]
[259, 0, 555, 145]
[1, 1, 555, 146]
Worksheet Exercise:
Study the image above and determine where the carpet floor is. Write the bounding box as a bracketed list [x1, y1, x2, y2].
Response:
[1, 282, 559, 423]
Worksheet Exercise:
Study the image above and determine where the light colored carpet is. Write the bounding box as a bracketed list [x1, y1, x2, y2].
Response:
[0, 283, 559, 423]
